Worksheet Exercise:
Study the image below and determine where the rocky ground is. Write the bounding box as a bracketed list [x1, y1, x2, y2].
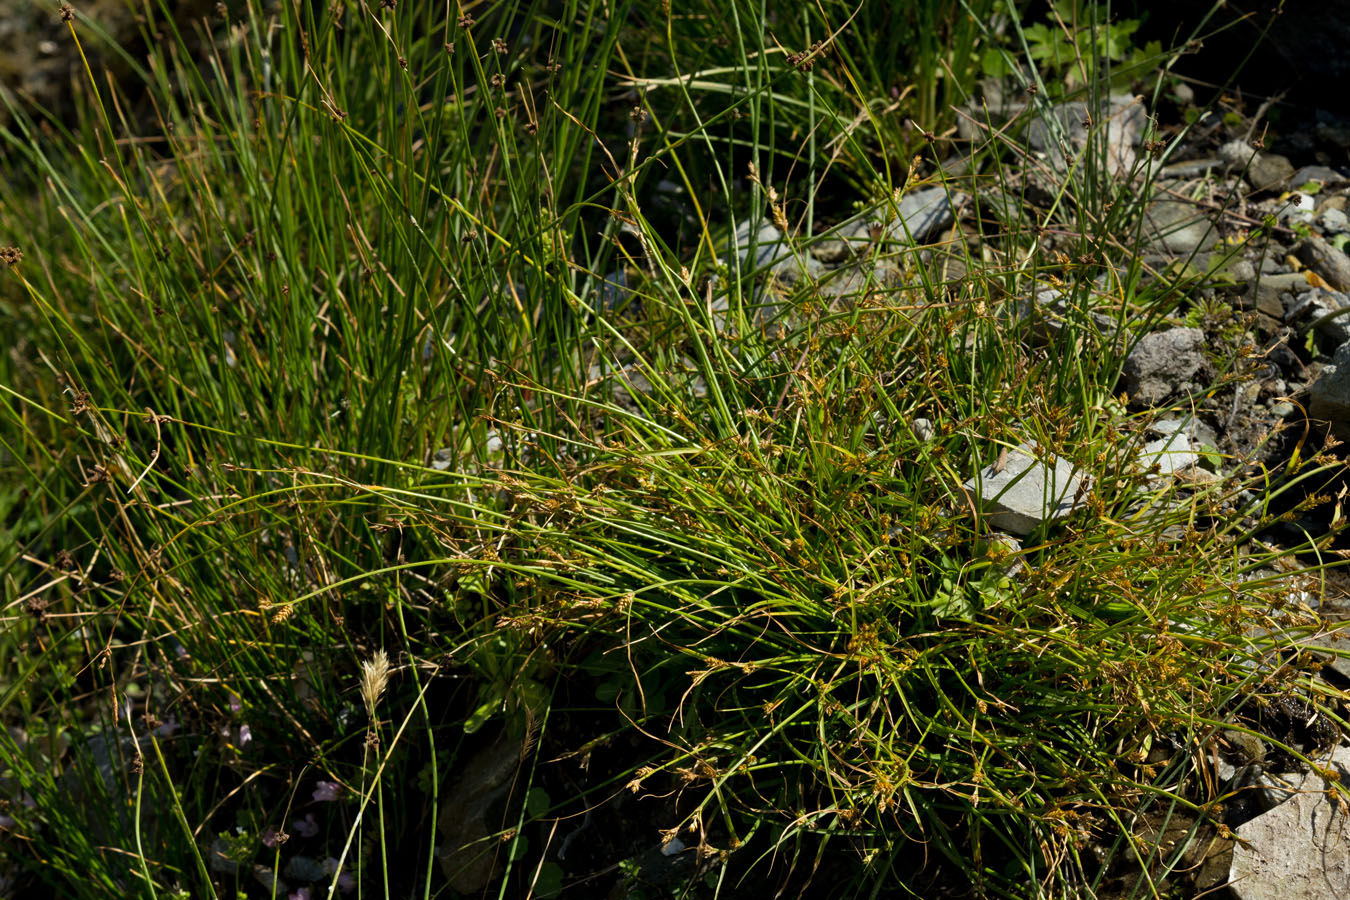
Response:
[656, 84, 1350, 898]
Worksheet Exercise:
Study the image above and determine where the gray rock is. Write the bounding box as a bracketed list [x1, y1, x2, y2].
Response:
[438, 736, 525, 893]
[1139, 431, 1197, 479]
[1317, 628, 1350, 682]
[1321, 208, 1350, 235]
[588, 360, 706, 412]
[888, 186, 957, 244]
[1148, 415, 1219, 451]
[1283, 203, 1321, 233]
[1297, 235, 1350, 292]
[1292, 165, 1347, 188]
[285, 855, 327, 883]
[962, 442, 1084, 536]
[1224, 258, 1258, 286]
[1121, 327, 1207, 407]
[1309, 341, 1350, 439]
[732, 219, 823, 283]
[782, 254, 828, 284]
[814, 262, 902, 303]
[1231, 746, 1350, 900]
[1159, 158, 1223, 180]
[911, 418, 934, 442]
[1218, 139, 1258, 169]
[1016, 287, 1117, 342]
[1288, 289, 1350, 346]
[734, 219, 782, 271]
[598, 268, 636, 312]
[1143, 200, 1219, 255]
[1250, 271, 1315, 318]
[809, 238, 850, 264]
[1220, 139, 1295, 192]
[1027, 94, 1145, 177]
[843, 187, 959, 248]
[208, 837, 238, 875]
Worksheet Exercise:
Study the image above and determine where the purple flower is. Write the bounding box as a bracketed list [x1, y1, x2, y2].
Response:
[238, 725, 252, 748]
[289, 889, 311, 900]
[312, 781, 341, 803]
[262, 826, 283, 848]
[323, 858, 356, 893]
[292, 813, 319, 838]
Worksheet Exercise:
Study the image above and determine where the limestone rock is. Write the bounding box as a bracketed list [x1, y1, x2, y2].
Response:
[1149, 416, 1219, 452]
[1309, 341, 1350, 440]
[1230, 745, 1350, 900]
[1220, 139, 1294, 192]
[732, 219, 826, 284]
[1297, 235, 1350, 293]
[1321, 208, 1350, 235]
[1288, 289, 1350, 346]
[1144, 200, 1218, 256]
[845, 186, 960, 249]
[1139, 431, 1197, 479]
[438, 736, 524, 893]
[886, 186, 958, 244]
[1027, 94, 1145, 177]
[1250, 271, 1317, 318]
[1121, 327, 1207, 407]
[963, 443, 1084, 536]
[1292, 165, 1347, 189]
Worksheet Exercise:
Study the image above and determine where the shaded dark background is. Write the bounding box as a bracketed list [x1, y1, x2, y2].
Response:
[1124, 0, 1350, 118]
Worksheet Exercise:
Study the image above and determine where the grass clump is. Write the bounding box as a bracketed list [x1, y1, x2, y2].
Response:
[0, 1, 1346, 898]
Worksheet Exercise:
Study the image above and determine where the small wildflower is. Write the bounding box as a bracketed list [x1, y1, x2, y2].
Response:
[228, 693, 242, 714]
[289, 889, 311, 900]
[292, 812, 319, 838]
[312, 781, 342, 802]
[262, 826, 288, 848]
[322, 858, 356, 893]
[238, 724, 252, 747]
